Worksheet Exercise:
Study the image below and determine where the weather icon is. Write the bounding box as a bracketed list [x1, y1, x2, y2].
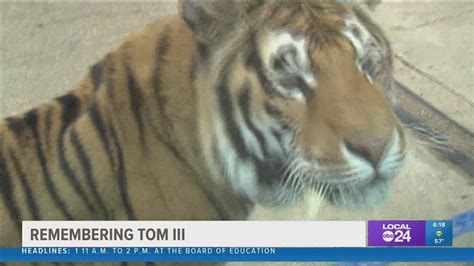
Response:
[436, 230, 443, 237]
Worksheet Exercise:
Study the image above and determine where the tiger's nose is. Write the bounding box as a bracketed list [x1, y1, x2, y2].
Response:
[345, 138, 388, 167]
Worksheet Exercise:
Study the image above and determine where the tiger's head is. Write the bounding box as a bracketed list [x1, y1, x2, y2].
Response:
[180, 0, 406, 209]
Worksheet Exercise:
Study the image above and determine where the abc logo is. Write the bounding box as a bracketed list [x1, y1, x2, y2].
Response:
[382, 231, 395, 242]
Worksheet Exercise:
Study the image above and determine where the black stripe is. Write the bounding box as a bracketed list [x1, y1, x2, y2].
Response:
[90, 61, 103, 91]
[108, 124, 136, 220]
[217, 69, 248, 158]
[24, 110, 74, 220]
[88, 103, 116, 174]
[271, 128, 284, 145]
[0, 152, 22, 232]
[104, 55, 119, 114]
[158, 136, 188, 166]
[197, 41, 209, 59]
[124, 63, 146, 148]
[295, 76, 312, 98]
[246, 33, 276, 96]
[56, 94, 81, 126]
[70, 128, 109, 219]
[89, 104, 135, 219]
[264, 103, 284, 120]
[10, 151, 41, 220]
[156, 27, 171, 63]
[5, 117, 25, 136]
[238, 81, 269, 156]
[254, 156, 285, 186]
[57, 95, 97, 216]
[265, 103, 291, 133]
[189, 57, 197, 82]
[58, 132, 97, 216]
[58, 138, 96, 214]
[153, 27, 173, 140]
[153, 27, 171, 104]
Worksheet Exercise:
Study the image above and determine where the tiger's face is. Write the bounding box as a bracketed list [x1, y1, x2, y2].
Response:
[181, 0, 406, 209]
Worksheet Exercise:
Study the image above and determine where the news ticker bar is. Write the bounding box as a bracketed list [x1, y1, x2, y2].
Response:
[1, 247, 473, 262]
[21, 220, 453, 247]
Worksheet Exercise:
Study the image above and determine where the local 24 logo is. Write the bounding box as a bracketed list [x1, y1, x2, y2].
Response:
[382, 223, 412, 243]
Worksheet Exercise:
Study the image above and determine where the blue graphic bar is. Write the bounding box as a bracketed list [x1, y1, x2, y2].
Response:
[1, 248, 473, 262]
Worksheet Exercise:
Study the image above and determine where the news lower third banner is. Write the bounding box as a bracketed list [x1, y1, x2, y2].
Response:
[22, 221, 366, 247]
[0, 220, 472, 262]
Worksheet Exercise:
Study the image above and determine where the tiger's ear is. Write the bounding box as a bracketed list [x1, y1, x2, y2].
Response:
[179, 0, 236, 43]
[179, 0, 262, 44]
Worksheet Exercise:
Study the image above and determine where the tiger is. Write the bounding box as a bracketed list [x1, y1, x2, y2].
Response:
[0, 0, 406, 247]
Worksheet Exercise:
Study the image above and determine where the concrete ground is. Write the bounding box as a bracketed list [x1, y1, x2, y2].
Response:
[1, 0, 473, 248]
[370, 1, 474, 132]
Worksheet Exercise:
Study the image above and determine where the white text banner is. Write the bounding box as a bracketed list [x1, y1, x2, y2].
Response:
[22, 221, 366, 247]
